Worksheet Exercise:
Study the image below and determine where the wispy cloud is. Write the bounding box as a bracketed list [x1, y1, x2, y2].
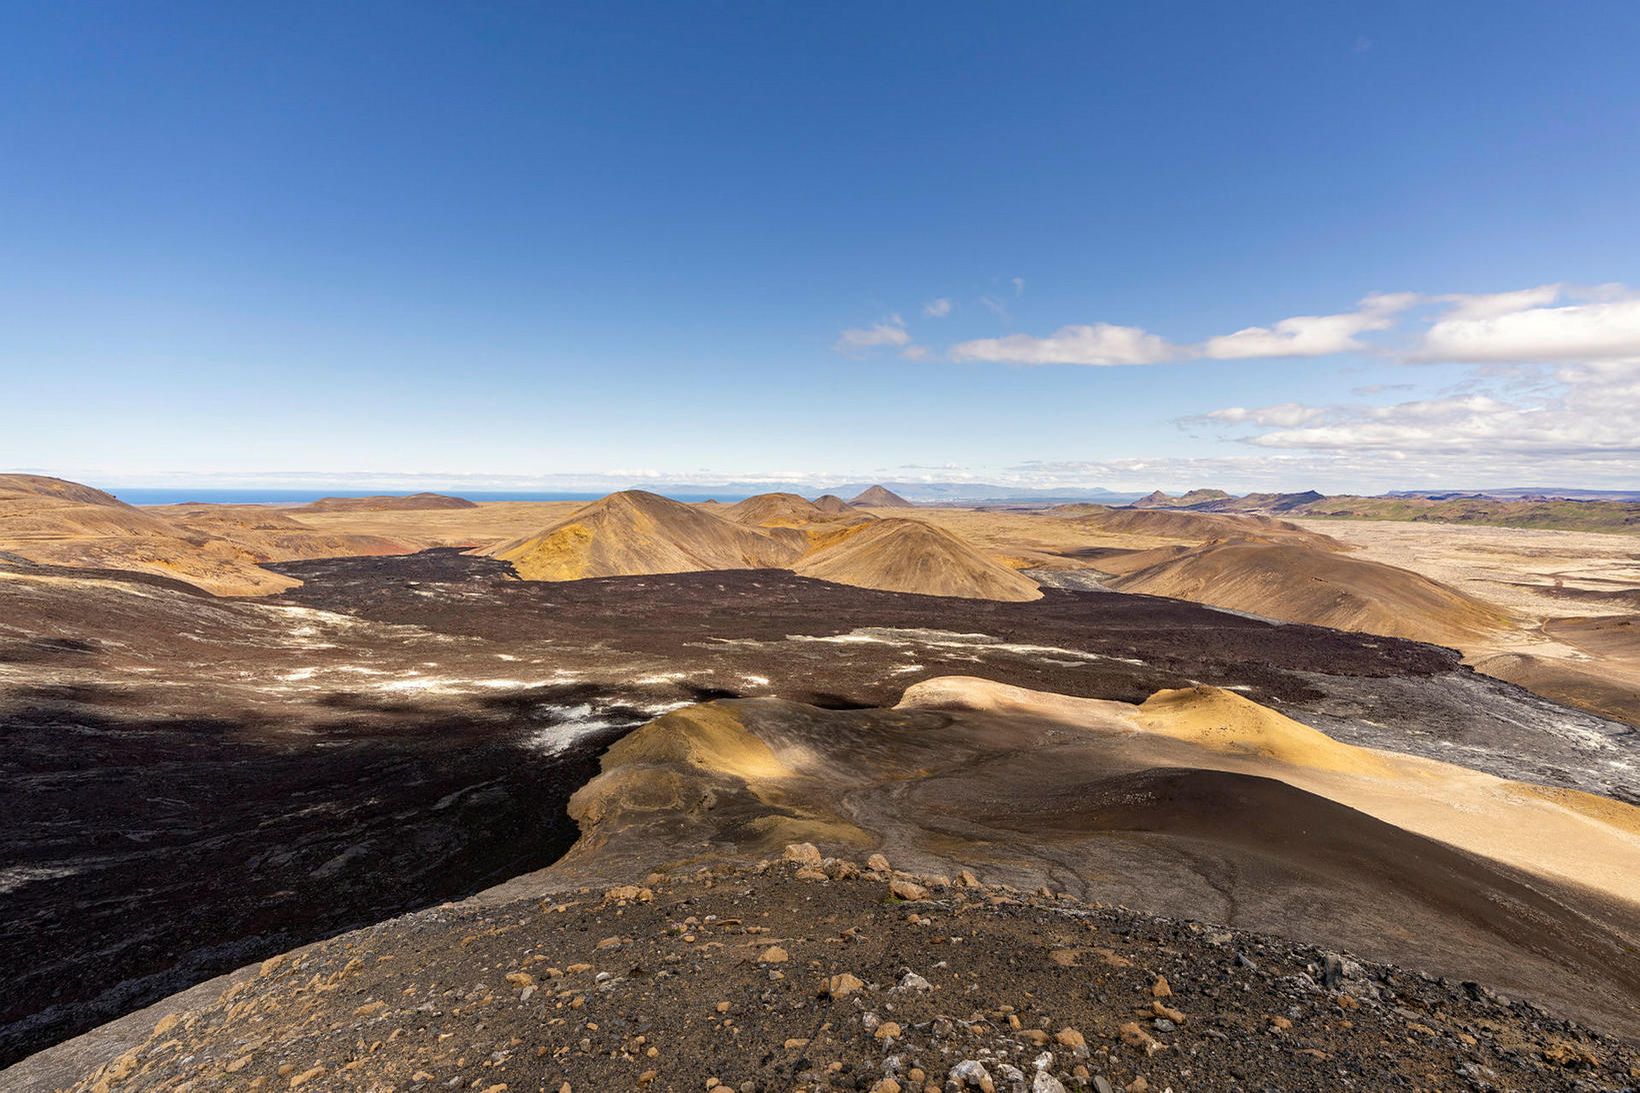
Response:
[1204, 403, 1327, 427]
[923, 297, 952, 318]
[834, 314, 911, 353]
[951, 323, 1177, 366]
[1201, 293, 1417, 359]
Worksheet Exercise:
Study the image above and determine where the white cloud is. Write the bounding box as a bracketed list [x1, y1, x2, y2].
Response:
[1201, 293, 1415, 359]
[951, 323, 1177, 366]
[1235, 365, 1640, 455]
[923, 298, 952, 318]
[979, 295, 1011, 321]
[834, 314, 911, 353]
[1205, 403, 1327, 427]
[1012, 277, 1026, 297]
[1417, 286, 1640, 363]
[900, 345, 931, 361]
[1435, 284, 1564, 321]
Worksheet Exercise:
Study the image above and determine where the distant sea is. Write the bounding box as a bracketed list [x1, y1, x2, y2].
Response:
[110, 488, 754, 506]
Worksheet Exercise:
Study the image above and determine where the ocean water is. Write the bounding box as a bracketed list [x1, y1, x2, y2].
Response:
[109, 488, 750, 506]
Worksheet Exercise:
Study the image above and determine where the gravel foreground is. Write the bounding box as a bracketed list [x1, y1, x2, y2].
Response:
[61, 852, 1639, 1093]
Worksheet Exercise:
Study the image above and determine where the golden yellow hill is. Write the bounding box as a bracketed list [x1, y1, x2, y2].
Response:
[484, 492, 1039, 601]
[1102, 539, 1508, 646]
[483, 490, 805, 581]
[1134, 684, 1398, 776]
[792, 518, 1042, 601]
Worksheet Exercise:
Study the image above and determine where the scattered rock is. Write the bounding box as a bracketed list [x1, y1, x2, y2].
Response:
[889, 878, 929, 901]
[782, 843, 823, 867]
[825, 971, 866, 998]
[603, 884, 653, 903]
[947, 1059, 996, 1091]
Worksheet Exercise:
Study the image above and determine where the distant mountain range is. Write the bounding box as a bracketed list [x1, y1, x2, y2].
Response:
[1385, 488, 1640, 502]
[1130, 488, 1640, 534]
[559, 481, 1149, 505]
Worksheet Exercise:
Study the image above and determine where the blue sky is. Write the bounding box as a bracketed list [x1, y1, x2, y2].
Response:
[3, 2, 1639, 492]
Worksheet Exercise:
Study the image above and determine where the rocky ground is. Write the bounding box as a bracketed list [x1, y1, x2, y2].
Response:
[51, 853, 1640, 1093]
[4, 550, 1636, 1067]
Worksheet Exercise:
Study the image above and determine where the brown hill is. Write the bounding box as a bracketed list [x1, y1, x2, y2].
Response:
[848, 484, 914, 508]
[1068, 504, 1341, 549]
[721, 492, 831, 528]
[297, 492, 477, 512]
[792, 517, 1042, 601]
[486, 492, 1037, 601]
[1131, 487, 1231, 508]
[0, 473, 129, 508]
[0, 475, 421, 595]
[810, 493, 853, 514]
[484, 490, 805, 581]
[1187, 489, 1326, 514]
[1103, 539, 1509, 646]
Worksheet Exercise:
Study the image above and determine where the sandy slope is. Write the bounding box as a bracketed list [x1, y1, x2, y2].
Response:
[901, 677, 1640, 904]
[558, 678, 1640, 1032]
[1100, 539, 1510, 647]
[1287, 517, 1640, 726]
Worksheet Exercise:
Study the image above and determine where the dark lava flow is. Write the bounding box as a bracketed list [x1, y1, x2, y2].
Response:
[1, 549, 1632, 1066]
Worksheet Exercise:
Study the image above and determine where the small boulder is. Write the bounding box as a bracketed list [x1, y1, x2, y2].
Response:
[825, 972, 865, 998]
[783, 843, 823, 867]
[890, 878, 929, 901]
